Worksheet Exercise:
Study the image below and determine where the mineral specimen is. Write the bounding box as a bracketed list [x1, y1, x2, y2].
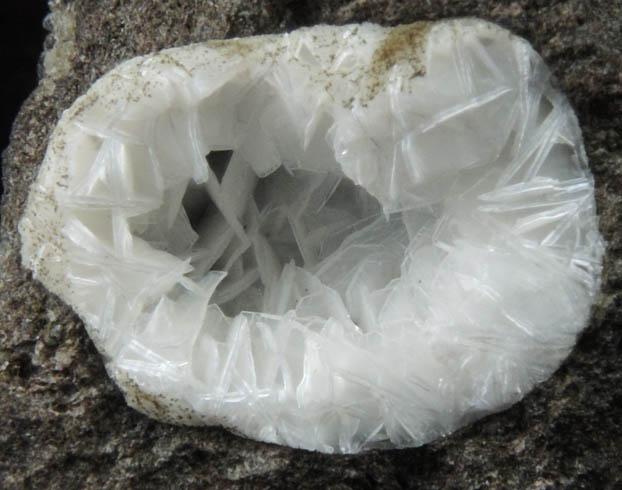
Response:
[19, 19, 604, 453]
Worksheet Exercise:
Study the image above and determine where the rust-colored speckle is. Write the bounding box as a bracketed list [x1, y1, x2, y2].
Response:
[205, 38, 257, 58]
[363, 22, 432, 103]
[122, 377, 180, 424]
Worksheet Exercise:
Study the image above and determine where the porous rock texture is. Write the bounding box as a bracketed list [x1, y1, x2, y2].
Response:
[1, 0, 621, 487]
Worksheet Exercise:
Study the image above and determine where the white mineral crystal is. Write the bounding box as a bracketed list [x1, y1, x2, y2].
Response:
[19, 19, 604, 453]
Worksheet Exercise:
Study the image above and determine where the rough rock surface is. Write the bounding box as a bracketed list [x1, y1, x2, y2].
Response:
[1, 0, 620, 488]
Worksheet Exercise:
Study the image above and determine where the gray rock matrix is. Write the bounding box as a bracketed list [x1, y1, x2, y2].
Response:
[1, 1, 620, 488]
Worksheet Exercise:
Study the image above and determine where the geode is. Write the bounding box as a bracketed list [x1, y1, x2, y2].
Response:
[19, 19, 604, 453]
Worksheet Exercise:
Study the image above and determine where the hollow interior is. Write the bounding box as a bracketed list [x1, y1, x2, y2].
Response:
[115, 65, 414, 323]
[133, 145, 404, 319]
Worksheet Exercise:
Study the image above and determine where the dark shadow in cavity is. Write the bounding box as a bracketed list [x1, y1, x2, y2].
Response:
[206, 149, 233, 183]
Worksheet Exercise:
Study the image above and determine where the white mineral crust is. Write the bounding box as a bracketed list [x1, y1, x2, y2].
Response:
[19, 19, 604, 453]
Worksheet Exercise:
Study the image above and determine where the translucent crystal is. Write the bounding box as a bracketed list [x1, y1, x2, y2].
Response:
[19, 19, 604, 453]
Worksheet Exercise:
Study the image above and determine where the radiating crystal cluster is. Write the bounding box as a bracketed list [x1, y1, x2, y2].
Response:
[19, 19, 604, 453]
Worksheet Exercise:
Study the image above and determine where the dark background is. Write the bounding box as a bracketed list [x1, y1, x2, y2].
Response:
[0, 1, 48, 195]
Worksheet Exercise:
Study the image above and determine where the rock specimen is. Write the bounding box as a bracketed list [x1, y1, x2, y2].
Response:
[19, 19, 604, 453]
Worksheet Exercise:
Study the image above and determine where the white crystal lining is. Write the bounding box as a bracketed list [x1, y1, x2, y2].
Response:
[19, 20, 604, 453]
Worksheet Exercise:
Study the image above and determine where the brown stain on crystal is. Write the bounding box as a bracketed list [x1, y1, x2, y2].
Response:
[122, 377, 189, 425]
[205, 37, 257, 59]
[364, 22, 432, 103]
